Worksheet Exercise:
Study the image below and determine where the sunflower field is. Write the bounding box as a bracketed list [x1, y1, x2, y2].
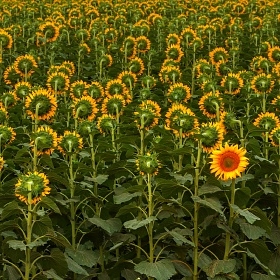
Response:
[1, 0, 280, 279]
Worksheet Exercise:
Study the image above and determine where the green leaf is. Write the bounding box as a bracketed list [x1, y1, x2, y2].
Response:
[198, 184, 222, 196]
[235, 174, 254, 183]
[192, 196, 224, 216]
[239, 222, 266, 240]
[43, 269, 64, 280]
[165, 228, 194, 246]
[5, 265, 21, 280]
[65, 247, 99, 268]
[113, 192, 142, 204]
[134, 259, 176, 280]
[206, 259, 236, 278]
[121, 269, 142, 280]
[123, 216, 157, 230]
[40, 197, 61, 214]
[198, 253, 212, 271]
[65, 255, 89, 276]
[7, 240, 26, 251]
[231, 205, 260, 224]
[91, 174, 109, 185]
[251, 273, 279, 280]
[268, 250, 280, 277]
[0, 220, 20, 232]
[1, 201, 21, 220]
[88, 217, 122, 235]
[250, 207, 272, 233]
[169, 173, 193, 185]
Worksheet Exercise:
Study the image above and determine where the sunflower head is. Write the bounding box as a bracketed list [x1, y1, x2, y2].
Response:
[269, 126, 280, 146]
[0, 125, 16, 146]
[14, 54, 38, 77]
[268, 46, 280, 63]
[128, 57, 145, 76]
[70, 81, 88, 99]
[253, 112, 280, 132]
[209, 143, 249, 181]
[118, 71, 138, 88]
[47, 72, 70, 94]
[135, 35, 151, 53]
[101, 94, 126, 115]
[73, 96, 98, 121]
[79, 120, 98, 137]
[87, 81, 104, 101]
[199, 91, 224, 119]
[159, 65, 181, 84]
[31, 126, 58, 156]
[0, 29, 13, 49]
[136, 152, 161, 176]
[251, 73, 274, 94]
[167, 83, 191, 103]
[61, 61, 75, 76]
[141, 75, 156, 89]
[209, 47, 229, 65]
[1, 91, 18, 108]
[221, 73, 244, 95]
[58, 131, 83, 154]
[15, 171, 50, 205]
[97, 114, 117, 134]
[165, 44, 184, 63]
[166, 33, 181, 46]
[105, 79, 129, 97]
[14, 82, 32, 99]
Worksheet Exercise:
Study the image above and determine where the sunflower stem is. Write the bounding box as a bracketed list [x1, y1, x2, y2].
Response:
[262, 93, 267, 113]
[224, 178, 236, 260]
[147, 173, 154, 264]
[193, 141, 202, 280]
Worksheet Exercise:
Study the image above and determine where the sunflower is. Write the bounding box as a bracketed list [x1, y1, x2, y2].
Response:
[87, 81, 104, 102]
[47, 72, 70, 95]
[269, 126, 280, 146]
[141, 75, 156, 89]
[159, 65, 181, 84]
[0, 125, 16, 146]
[167, 83, 191, 103]
[105, 79, 130, 101]
[118, 71, 138, 89]
[128, 57, 145, 76]
[25, 89, 57, 121]
[251, 73, 275, 94]
[165, 104, 199, 138]
[31, 126, 58, 156]
[38, 22, 60, 43]
[136, 152, 161, 176]
[78, 120, 97, 137]
[15, 171, 50, 205]
[1, 91, 18, 108]
[199, 91, 224, 119]
[197, 122, 225, 153]
[209, 47, 229, 65]
[209, 143, 249, 181]
[0, 103, 8, 123]
[165, 44, 184, 63]
[61, 61, 75, 76]
[97, 114, 117, 134]
[250, 56, 271, 74]
[0, 156, 5, 171]
[14, 82, 32, 99]
[135, 35, 151, 53]
[220, 73, 244, 95]
[70, 81, 88, 99]
[271, 95, 280, 109]
[101, 94, 126, 115]
[14, 54, 38, 77]
[79, 42, 91, 54]
[134, 100, 161, 130]
[190, 37, 203, 50]
[195, 59, 212, 77]
[121, 36, 136, 59]
[166, 33, 181, 46]
[3, 64, 21, 85]
[253, 112, 280, 132]
[268, 46, 280, 63]
[75, 28, 90, 42]
[220, 111, 238, 131]
[180, 27, 197, 47]
[72, 96, 98, 121]
[57, 131, 83, 154]
[0, 29, 13, 50]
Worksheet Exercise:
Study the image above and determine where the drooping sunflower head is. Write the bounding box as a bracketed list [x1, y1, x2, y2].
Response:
[209, 143, 249, 181]
[97, 114, 116, 134]
[31, 126, 58, 156]
[61, 61, 75, 76]
[221, 73, 244, 95]
[87, 81, 104, 102]
[220, 111, 238, 131]
[14, 54, 38, 77]
[0, 125, 16, 146]
[118, 71, 138, 89]
[180, 27, 197, 46]
[47, 72, 70, 95]
[166, 33, 181, 47]
[14, 82, 32, 99]
[167, 83, 191, 103]
[105, 79, 129, 98]
[38, 22, 60, 43]
[0, 29, 13, 49]
[268, 46, 280, 63]
[1, 91, 18, 108]
[251, 73, 275, 94]
[136, 152, 161, 176]
[253, 112, 280, 132]
[271, 95, 280, 110]
[134, 100, 161, 130]
[99, 53, 113, 67]
[25, 89, 57, 121]
[128, 57, 145, 76]
[141, 75, 156, 89]
[195, 59, 212, 77]
[57, 131, 83, 154]
[159, 65, 182, 84]
[121, 36, 136, 59]
[0, 103, 8, 123]
[165, 44, 184, 63]
[70, 81, 88, 99]
[135, 35, 151, 53]
[79, 120, 98, 137]
[209, 47, 229, 65]
[165, 103, 199, 138]
[199, 91, 224, 119]
[3, 64, 22, 86]
[72, 96, 98, 121]
[269, 125, 280, 146]
[101, 94, 126, 115]
[75, 28, 90, 42]
[197, 122, 225, 153]
[79, 42, 91, 54]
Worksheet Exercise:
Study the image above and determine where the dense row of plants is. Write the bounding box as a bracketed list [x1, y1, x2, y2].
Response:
[0, 0, 280, 279]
